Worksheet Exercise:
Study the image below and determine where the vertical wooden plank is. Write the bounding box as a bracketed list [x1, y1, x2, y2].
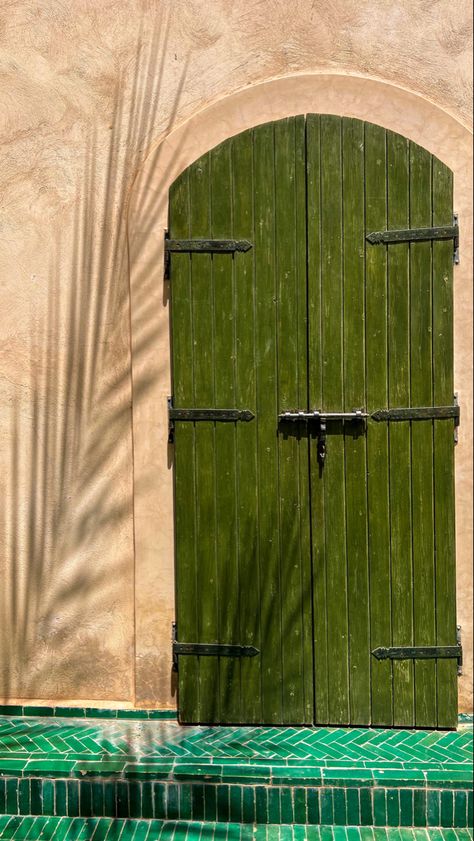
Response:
[307, 114, 328, 724]
[295, 115, 314, 725]
[387, 131, 415, 727]
[233, 128, 261, 723]
[275, 116, 312, 723]
[365, 123, 393, 726]
[170, 170, 200, 723]
[320, 114, 350, 724]
[254, 122, 283, 723]
[432, 159, 457, 728]
[342, 117, 370, 724]
[210, 139, 240, 722]
[189, 152, 219, 723]
[409, 142, 436, 727]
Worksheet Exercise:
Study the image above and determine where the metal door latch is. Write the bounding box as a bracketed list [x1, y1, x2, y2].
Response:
[278, 410, 367, 464]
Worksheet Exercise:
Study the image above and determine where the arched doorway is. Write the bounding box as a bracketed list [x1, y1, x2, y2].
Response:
[167, 114, 459, 727]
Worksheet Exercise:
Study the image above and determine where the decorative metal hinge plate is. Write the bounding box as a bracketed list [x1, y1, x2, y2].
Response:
[172, 623, 259, 671]
[168, 398, 254, 443]
[164, 234, 253, 278]
[366, 214, 459, 264]
[372, 627, 462, 675]
[371, 404, 460, 423]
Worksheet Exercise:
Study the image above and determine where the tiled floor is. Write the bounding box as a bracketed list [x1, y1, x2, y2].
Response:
[0, 816, 472, 841]
[0, 719, 471, 837]
[0, 719, 471, 770]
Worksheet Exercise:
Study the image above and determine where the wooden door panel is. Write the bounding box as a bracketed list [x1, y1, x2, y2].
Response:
[170, 115, 458, 727]
[170, 118, 313, 724]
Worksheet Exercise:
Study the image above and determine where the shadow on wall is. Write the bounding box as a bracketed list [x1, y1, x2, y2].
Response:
[0, 7, 189, 703]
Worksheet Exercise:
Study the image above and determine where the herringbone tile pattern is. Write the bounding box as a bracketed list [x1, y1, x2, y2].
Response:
[0, 816, 472, 840]
[0, 719, 471, 768]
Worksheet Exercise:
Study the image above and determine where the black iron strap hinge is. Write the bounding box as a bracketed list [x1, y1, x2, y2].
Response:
[172, 623, 259, 671]
[164, 233, 253, 278]
[168, 398, 254, 443]
[372, 627, 463, 676]
[366, 214, 459, 264]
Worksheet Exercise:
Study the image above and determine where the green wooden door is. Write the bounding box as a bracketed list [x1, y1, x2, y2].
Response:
[169, 115, 458, 728]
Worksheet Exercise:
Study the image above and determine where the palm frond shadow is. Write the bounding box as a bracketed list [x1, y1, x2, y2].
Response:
[1, 6, 190, 704]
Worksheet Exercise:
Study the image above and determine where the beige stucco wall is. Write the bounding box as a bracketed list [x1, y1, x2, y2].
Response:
[0, 0, 472, 713]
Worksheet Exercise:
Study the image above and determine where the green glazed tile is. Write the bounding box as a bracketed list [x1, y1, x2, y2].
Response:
[441, 791, 454, 827]
[323, 770, 374, 787]
[225, 784, 239, 823]
[165, 783, 179, 819]
[360, 788, 373, 825]
[67, 780, 80, 817]
[141, 782, 153, 819]
[127, 781, 141, 818]
[346, 788, 360, 825]
[116, 781, 130, 818]
[73, 760, 126, 776]
[242, 785, 255, 823]
[217, 784, 230, 822]
[79, 781, 92, 817]
[427, 790, 441, 826]
[294, 787, 307, 823]
[85, 709, 118, 720]
[153, 782, 166, 819]
[373, 770, 425, 787]
[91, 781, 104, 817]
[467, 790, 473, 827]
[30, 778, 42, 815]
[268, 787, 281, 823]
[179, 783, 192, 819]
[204, 784, 217, 821]
[147, 711, 177, 720]
[56, 708, 86, 718]
[414, 789, 427, 826]
[255, 786, 268, 823]
[400, 789, 414, 826]
[25, 758, 75, 776]
[0, 706, 23, 716]
[55, 780, 67, 816]
[102, 781, 115, 817]
[454, 791, 467, 827]
[374, 788, 387, 826]
[0, 759, 28, 772]
[23, 707, 55, 717]
[41, 780, 54, 816]
[124, 762, 173, 779]
[320, 789, 334, 824]
[280, 786, 293, 823]
[426, 771, 473, 789]
[10, 815, 36, 839]
[387, 789, 400, 826]
[333, 788, 346, 825]
[17, 778, 30, 814]
[191, 783, 205, 821]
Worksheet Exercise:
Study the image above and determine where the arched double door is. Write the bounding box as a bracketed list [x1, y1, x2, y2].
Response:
[168, 115, 459, 727]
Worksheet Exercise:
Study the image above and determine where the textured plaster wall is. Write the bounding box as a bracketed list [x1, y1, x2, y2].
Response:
[0, 0, 472, 711]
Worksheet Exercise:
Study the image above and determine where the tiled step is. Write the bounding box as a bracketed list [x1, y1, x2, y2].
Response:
[0, 719, 471, 828]
[0, 817, 472, 841]
[1, 775, 472, 827]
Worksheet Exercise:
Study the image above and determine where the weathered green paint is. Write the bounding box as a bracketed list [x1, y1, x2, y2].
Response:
[169, 115, 457, 727]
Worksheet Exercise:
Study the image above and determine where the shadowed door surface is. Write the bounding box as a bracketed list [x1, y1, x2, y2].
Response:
[169, 115, 457, 727]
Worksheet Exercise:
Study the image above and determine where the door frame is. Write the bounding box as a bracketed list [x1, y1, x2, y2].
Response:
[126, 74, 472, 713]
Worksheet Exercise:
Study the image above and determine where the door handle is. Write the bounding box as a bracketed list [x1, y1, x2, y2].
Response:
[278, 409, 368, 464]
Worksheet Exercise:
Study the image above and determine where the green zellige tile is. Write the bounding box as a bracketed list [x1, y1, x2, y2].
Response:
[441, 790, 454, 827]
